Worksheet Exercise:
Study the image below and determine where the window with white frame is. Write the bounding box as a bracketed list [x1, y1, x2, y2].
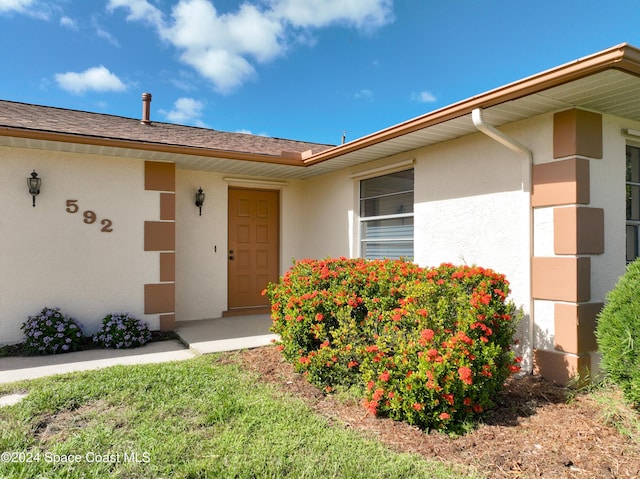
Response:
[359, 169, 414, 259]
[627, 145, 640, 262]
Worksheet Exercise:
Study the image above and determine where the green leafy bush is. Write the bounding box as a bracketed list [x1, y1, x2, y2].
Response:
[93, 312, 151, 349]
[265, 258, 521, 432]
[596, 259, 640, 407]
[21, 307, 84, 355]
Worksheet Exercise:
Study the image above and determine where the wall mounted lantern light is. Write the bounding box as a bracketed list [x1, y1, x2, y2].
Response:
[27, 170, 41, 207]
[195, 187, 205, 216]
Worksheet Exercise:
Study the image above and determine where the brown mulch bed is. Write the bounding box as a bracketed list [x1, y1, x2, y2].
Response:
[240, 346, 640, 479]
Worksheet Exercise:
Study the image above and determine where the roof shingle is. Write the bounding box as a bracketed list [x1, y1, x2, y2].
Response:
[0, 99, 334, 158]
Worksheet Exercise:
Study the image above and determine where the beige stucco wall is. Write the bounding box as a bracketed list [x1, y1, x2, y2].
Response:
[294, 117, 544, 366]
[592, 115, 633, 300]
[174, 169, 228, 321]
[3, 110, 631, 357]
[414, 122, 536, 367]
[292, 170, 355, 259]
[174, 172, 309, 321]
[0, 145, 158, 344]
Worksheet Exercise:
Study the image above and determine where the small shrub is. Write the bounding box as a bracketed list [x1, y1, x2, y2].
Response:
[93, 313, 151, 349]
[21, 307, 84, 355]
[597, 259, 640, 407]
[265, 259, 521, 433]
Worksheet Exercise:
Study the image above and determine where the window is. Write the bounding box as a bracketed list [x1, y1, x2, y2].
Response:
[627, 145, 640, 262]
[359, 169, 414, 259]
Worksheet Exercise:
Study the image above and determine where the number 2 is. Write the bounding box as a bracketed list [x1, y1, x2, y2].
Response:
[100, 219, 113, 233]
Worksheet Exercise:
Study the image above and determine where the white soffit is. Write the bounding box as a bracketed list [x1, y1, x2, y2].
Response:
[3, 71, 640, 180]
[313, 70, 640, 174]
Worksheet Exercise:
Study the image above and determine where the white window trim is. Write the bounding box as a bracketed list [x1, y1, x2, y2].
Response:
[350, 158, 415, 181]
[356, 166, 415, 260]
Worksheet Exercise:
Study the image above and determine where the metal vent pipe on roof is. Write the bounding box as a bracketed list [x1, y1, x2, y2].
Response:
[141, 92, 152, 125]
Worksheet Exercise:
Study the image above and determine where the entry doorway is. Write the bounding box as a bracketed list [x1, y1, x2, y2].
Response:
[227, 187, 280, 313]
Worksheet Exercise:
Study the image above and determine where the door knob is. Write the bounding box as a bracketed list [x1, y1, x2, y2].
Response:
[229, 250, 234, 260]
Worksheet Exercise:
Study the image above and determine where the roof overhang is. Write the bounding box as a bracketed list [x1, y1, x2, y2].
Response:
[3, 43, 640, 180]
[303, 43, 640, 172]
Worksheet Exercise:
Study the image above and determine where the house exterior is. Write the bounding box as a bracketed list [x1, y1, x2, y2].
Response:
[3, 43, 640, 384]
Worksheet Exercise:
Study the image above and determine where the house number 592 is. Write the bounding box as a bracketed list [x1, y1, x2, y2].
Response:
[65, 200, 113, 232]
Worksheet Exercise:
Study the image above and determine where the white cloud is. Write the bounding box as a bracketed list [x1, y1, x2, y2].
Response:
[59, 16, 77, 29]
[54, 66, 127, 95]
[270, 0, 393, 30]
[236, 129, 269, 137]
[95, 25, 120, 47]
[106, 0, 164, 28]
[159, 0, 283, 92]
[0, 0, 49, 18]
[0, 0, 34, 13]
[413, 91, 437, 103]
[355, 88, 374, 101]
[160, 97, 205, 126]
[107, 0, 394, 93]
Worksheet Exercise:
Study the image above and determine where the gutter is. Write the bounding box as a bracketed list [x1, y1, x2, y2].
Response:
[471, 108, 534, 374]
[304, 43, 637, 167]
[0, 126, 307, 167]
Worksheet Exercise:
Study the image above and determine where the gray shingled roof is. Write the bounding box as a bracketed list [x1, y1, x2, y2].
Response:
[0, 99, 334, 158]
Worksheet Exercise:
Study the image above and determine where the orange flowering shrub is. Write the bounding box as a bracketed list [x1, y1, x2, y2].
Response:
[266, 257, 424, 388]
[264, 259, 520, 433]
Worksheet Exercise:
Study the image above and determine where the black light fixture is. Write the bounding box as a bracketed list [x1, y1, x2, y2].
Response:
[27, 170, 41, 207]
[195, 187, 205, 216]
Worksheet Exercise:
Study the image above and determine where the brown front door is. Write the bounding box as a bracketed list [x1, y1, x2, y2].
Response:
[228, 187, 280, 311]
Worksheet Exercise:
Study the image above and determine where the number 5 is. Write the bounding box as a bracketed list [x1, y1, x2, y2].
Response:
[66, 200, 79, 214]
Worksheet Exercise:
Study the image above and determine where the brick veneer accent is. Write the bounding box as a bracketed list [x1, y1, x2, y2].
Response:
[531, 157, 590, 207]
[533, 349, 591, 385]
[145, 161, 176, 191]
[554, 206, 604, 255]
[144, 222, 176, 251]
[144, 283, 176, 313]
[160, 193, 176, 220]
[531, 257, 591, 302]
[144, 161, 176, 328]
[553, 108, 603, 159]
[159, 314, 176, 332]
[553, 302, 602, 354]
[160, 252, 176, 282]
[531, 109, 604, 385]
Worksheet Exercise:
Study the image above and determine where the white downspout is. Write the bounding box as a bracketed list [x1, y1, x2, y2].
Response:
[471, 108, 534, 374]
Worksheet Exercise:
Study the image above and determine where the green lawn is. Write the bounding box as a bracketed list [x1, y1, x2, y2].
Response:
[0, 354, 481, 479]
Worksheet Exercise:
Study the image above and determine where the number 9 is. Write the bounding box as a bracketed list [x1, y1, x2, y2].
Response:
[83, 210, 97, 224]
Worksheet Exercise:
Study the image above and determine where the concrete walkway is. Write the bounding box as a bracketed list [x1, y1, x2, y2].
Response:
[0, 314, 276, 386]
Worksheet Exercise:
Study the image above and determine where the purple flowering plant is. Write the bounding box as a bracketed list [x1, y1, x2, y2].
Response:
[20, 307, 84, 355]
[93, 313, 151, 349]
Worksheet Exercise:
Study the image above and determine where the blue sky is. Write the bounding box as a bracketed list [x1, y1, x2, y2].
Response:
[1, 0, 640, 145]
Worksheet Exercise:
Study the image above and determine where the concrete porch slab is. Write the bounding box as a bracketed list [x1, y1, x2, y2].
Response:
[175, 314, 279, 354]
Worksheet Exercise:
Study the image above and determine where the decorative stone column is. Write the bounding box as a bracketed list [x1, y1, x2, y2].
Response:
[531, 109, 604, 384]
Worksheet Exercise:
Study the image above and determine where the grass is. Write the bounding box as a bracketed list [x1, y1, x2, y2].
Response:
[586, 381, 640, 443]
[0, 355, 481, 479]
